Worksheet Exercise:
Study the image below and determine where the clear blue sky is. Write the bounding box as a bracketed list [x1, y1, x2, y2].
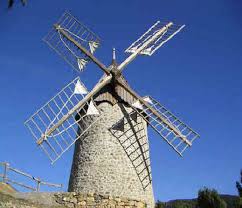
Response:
[0, 0, 241, 202]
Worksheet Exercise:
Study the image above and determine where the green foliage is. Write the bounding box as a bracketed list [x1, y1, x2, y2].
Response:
[236, 170, 242, 197]
[7, 0, 27, 8]
[155, 200, 165, 208]
[235, 170, 242, 208]
[239, 197, 242, 208]
[197, 187, 227, 208]
[155, 195, 239, 208]
[156, 200, 196, 208]
[237, 182, 242, 198]
[220, 195, 240, 208]
[169, 200, 196, 208]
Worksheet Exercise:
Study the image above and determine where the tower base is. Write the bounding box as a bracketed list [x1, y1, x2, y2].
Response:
[68, 102, 154, 207]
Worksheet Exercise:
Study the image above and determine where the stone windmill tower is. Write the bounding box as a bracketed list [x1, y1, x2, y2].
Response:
[25, 12, 200, 208]
[68, 49, 154, 206]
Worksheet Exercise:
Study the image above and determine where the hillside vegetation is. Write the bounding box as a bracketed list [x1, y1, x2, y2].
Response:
[156, 170, 242, 208]
[156, 195, 240, 208]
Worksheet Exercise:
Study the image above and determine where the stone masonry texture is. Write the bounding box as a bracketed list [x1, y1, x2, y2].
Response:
[68, 101, 154, 208]
[0, 191, 146, 208]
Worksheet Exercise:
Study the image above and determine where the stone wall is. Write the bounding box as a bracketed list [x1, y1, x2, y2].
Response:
[0, 191, 146, 208]
[55, 192, 146, 208]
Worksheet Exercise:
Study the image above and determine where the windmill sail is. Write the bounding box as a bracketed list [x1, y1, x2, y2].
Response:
[25, 77, 102, 164]
[116, 81, 199, 156]
[125, 21, 185, 56]
[131, 96, 199, 156]
[43, 12, 101, 72]
[118, 21, 185, 72]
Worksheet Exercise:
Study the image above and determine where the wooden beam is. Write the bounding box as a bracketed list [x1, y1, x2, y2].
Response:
[37, 75, 112, 145]
[116, 80, 192, 146]
[55, 24, 110, 75]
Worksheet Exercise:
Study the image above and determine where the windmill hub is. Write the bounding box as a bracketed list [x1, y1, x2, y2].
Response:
[110, 67, 122, 81]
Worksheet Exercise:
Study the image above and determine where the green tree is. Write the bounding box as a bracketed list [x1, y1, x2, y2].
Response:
[7, 0, 27, 8]
[197, 187, 227, 208]
[171, 200, 195, 208]
[236, 170, 242, 208]
[155, 200, 165, 208]
[236, 170, 242, 197]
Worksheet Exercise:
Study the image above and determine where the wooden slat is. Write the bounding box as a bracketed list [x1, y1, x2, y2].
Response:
[8, 167, 33, 180]
[5, 178, 36, 191]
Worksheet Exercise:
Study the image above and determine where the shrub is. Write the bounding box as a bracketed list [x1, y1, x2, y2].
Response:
[197, 187, 227, 208]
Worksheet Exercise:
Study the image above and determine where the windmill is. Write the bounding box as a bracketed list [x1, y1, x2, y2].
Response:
[25, 12, 199, 208]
